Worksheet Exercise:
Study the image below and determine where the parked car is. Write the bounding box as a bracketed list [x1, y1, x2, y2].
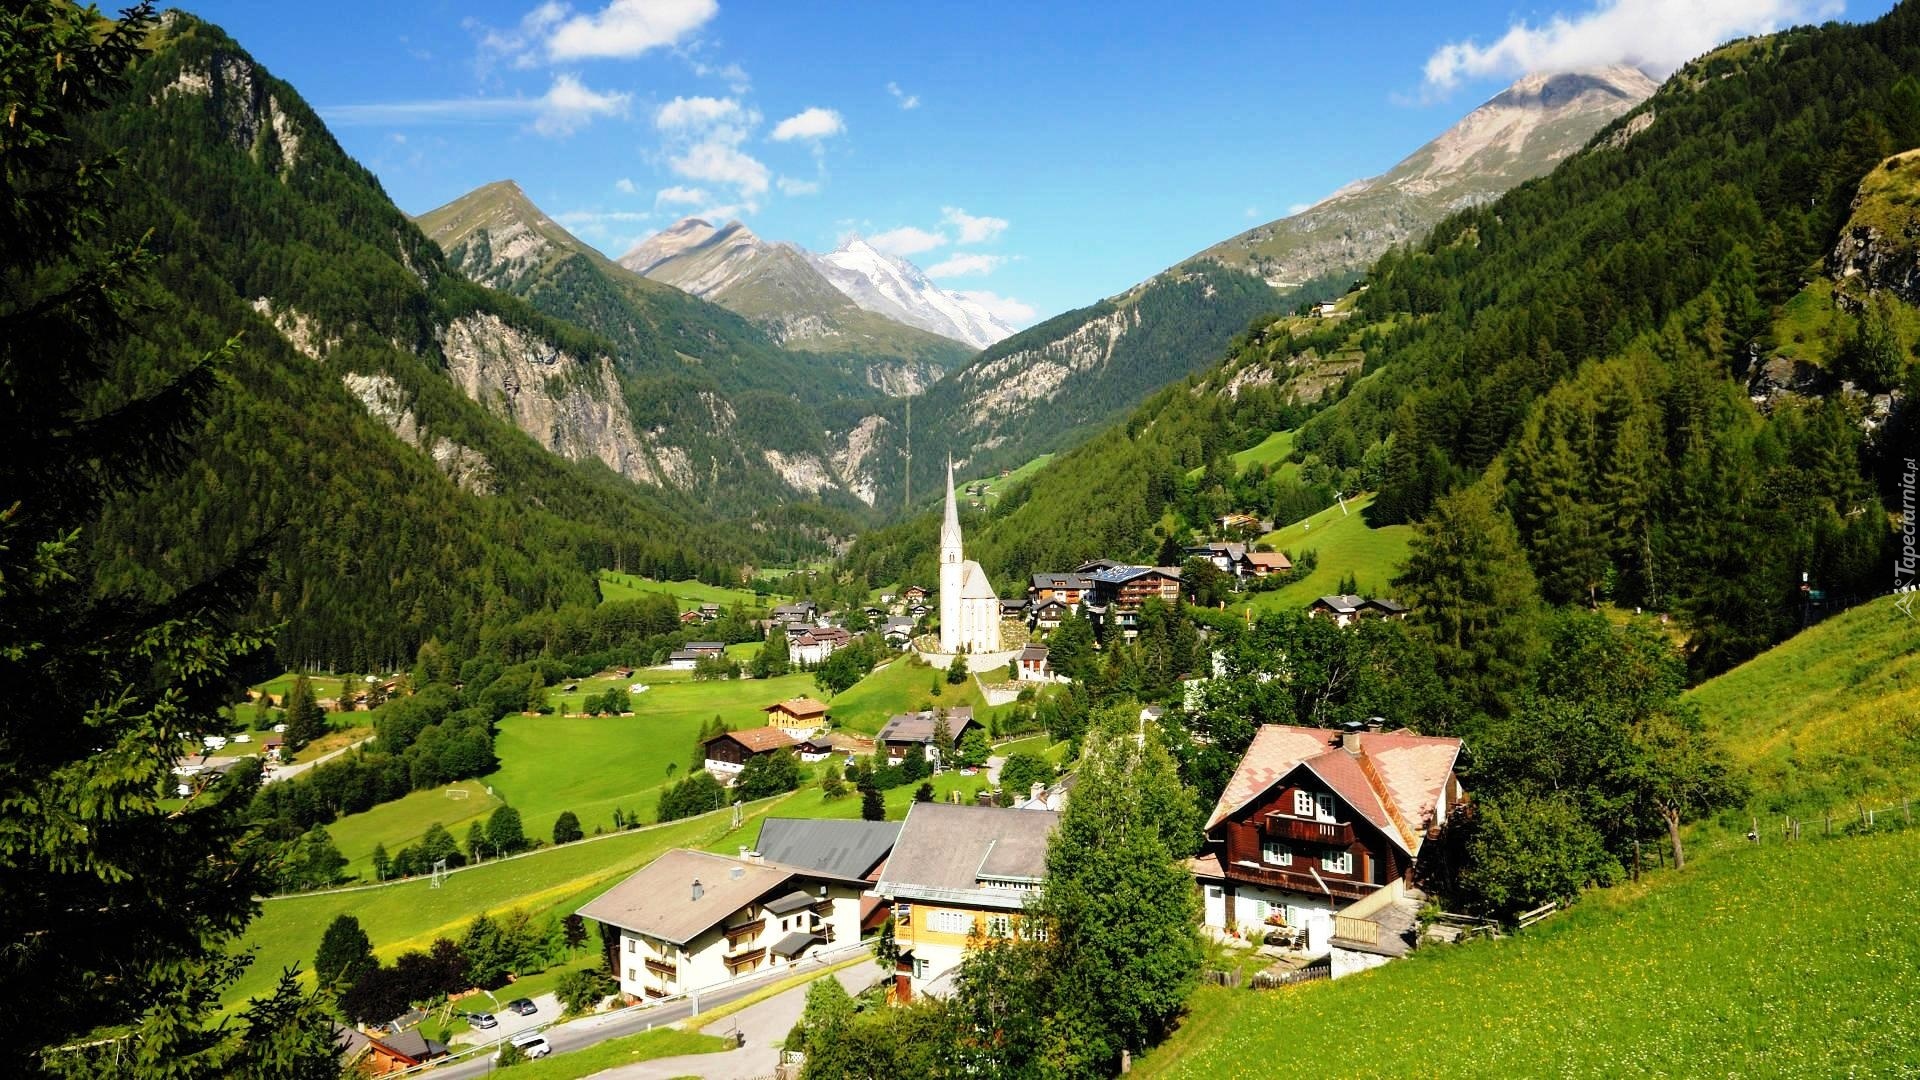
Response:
[506, 998, 537, 1016]
[465, 1012, 497, 1029]
[500, 1031, 551, 1059]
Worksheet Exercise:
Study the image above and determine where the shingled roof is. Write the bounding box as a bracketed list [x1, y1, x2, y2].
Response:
[579, 849, 809, 945]
[876, 802, 1058, 910]
[754, 818, 900, 880]
[706, 727, 799, 754]
[1204, 725, 1462, 855]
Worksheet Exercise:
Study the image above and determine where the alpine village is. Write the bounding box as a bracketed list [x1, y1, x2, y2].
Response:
[9, 1, 1920, 1077]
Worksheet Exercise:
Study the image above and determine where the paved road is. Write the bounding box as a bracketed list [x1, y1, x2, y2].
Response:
[264, 736, 374, 784]
[430, 945, 873, 1080]
[599, 964, 874, 1079]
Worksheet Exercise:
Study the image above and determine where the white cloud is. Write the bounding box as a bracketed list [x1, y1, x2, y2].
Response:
[670, 141, 769, 196]
[533, 73, 631, 135]
[616, 177, 638, 194]
[655, 185, 711, 205]
[867, 226, 948, 256]
[777, 176, 822, 196]
[940, 206, 1007, 245]
[770, 107, 845, 142]
[1422, 0, 1841, 90]
[886, 81, 920, 110]
[655, 95, 749, 132]
[690, 58, 751, 93]
[321, 74, 627, 137]
[546, 0, 719, 61]
[925, 253, 1009, 277]
[952, 290, 1035, 324]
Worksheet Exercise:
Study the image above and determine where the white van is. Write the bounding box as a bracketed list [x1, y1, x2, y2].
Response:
[499, 1030, 551, 1060]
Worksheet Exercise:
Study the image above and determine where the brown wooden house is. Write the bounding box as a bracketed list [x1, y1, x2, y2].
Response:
[702, 727, 799, 778]
[1189, 724, 1465, 965]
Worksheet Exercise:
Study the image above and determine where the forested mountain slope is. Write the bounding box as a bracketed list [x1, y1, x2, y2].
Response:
[848, 7, 1919, 677]
[79, 13, 764, 671]
[836, 69, 1653, 513]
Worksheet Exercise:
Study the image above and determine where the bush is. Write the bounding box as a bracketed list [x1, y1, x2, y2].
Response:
[552, 810, 583, 845]
[555, 968, 617, 1016]
[658, 771, 729, 822]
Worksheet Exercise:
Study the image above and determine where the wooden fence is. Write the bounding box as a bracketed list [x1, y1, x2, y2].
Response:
[1251, 964, 1329, 990]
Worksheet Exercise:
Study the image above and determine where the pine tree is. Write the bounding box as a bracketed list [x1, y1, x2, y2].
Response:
[282, 674, 326, 753]
[860, 785, 886, 821]
[0, 4, 334, 1069]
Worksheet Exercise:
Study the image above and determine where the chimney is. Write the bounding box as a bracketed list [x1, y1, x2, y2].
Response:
[691, 878, 704, 902]
[729, 865, 745, 880]
[1030, 782, 1047, 804]
[1342, 731, 1362, 754]
[1366, 716, 1386, 733]
[738, 845, 749, 859]
[744, 849, 763, 864]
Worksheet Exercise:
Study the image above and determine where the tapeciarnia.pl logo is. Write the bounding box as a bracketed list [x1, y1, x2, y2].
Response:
[1898, 457, 1917, 619]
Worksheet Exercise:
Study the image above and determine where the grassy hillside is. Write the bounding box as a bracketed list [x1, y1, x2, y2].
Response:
[597, 571, 777, 611]
[1688, 599, 1920, 817]
[1248, 495, 1414, 612]
[1138, 828, 1920, 1078]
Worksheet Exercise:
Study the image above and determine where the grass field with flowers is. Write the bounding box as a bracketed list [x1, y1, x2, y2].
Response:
[1137, 827, 1920, 1078]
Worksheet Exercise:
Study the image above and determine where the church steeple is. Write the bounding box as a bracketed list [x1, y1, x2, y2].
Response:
[940, 456, 962, 564]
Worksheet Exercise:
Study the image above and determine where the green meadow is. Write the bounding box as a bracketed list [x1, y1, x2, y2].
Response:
[1246, 494, 1414, 612]
[596, 571, 777, 611]
[1687, 598, 1920, 820]
[1137, 827, 1920, 1078]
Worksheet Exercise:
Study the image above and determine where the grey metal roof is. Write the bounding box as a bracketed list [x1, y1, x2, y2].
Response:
[878, 708, 975, 745]
[877, 803, 1059, 910]
[754, 818, 900, 881]
[764, 889, 818, 916]
[771, 930, 818, 957]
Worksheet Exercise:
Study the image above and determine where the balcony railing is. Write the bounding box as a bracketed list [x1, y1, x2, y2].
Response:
[1262, 812, 1355, 846]
[725, 947, 766, 971]
[644, 958, 678, 979]
[1226, 861, 1376, 902]
[725, 922, 760, 948]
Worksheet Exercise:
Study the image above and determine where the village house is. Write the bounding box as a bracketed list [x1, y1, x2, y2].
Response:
[901, 585, 929, 604]
[875, 802, 1059, 998]
[772, 600, 819, 627]
[1030, 597, 1074, 631]
[881, 616, 917, 650]
[753, 817, 902, 931]
[794, 736, 837, 763]
[1217, 512, 1274, 535]
[792, 626, 851, 666]
[677, 609, 704, 626]
[1017, 643, 1054, 683]
[666, 641, 727, 670]
[1244, 550, 1294, 578]
[1185, 541, 1250, 577]
[702, 727, 799, 777]
[763, 696, 830, 738]
[1306, 595, 1412, 628]
[876, 707, 978, 765]
[1000, 597, 1030, 621]
[1188, 723, 1466, 978]
[1028, 572, 1091, 607]
[1085, 564, 1182, 637]
[578, 848, 868, 1002]
[699, 602, 722, 621]
[335, 1026, 448, 1075]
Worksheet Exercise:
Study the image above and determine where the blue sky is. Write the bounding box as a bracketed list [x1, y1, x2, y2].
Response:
[186, 0, 1890, 327]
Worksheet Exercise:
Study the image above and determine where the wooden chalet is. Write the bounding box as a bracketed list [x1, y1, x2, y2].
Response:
[1190, 724, 1465, 974]
[702, 727, 799, 777]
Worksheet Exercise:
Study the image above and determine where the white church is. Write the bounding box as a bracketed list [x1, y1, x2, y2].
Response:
[938, 459, 1002, 655]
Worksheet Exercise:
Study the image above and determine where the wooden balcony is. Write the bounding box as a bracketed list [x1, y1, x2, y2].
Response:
[1225, 861, 1376, 903]
[1262, 812, 1355, 846]
[725, 947, 766, 971]
[725, 922, 760, 948]
[643, 957, 678, 979]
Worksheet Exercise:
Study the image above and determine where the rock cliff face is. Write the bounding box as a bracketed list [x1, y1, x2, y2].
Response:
[160, 51, 304, 174]
[956, 305, 1141, 428]
[828, 414, 893, 507]
[342, 372, 497, 495]
[1830, 149, 1920, 311]
[438, 312, 688, 489]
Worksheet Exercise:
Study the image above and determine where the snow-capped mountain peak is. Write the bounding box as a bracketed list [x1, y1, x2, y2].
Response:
[810, 238, 1016, 351]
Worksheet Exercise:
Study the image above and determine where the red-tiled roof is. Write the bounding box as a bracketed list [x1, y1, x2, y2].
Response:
[1204, 725, 1462, 855]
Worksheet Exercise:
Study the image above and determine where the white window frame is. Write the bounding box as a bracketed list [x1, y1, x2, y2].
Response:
[986, 915, 1012, 938]
[928, 909, 972, 935]
[1315, 792, 1336, 822]
[626, 967, 636, 982]
[626, 938, 635, 953]
[1260, 839, 1292, 866]
[1292, 789, 1314, 817]
[1322, 849, 1353, 874]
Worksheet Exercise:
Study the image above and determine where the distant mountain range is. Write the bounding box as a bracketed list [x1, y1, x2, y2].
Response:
[845, 66, 1660, 507]
[621, 219, 1016, 354]
[1190, 66, 1662, 285]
